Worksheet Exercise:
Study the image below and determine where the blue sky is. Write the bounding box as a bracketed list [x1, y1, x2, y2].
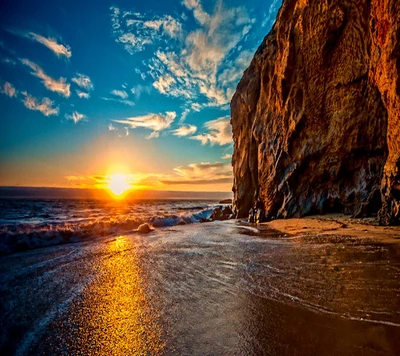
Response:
[0, 0, 281, 192]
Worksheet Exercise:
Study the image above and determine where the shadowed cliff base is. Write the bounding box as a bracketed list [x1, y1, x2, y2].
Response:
[231, 0, 400, 225]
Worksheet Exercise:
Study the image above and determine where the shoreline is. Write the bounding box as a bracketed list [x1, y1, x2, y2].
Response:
[259, 214, 400, 243]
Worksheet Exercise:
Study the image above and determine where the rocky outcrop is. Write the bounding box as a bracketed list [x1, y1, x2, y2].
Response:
[231, 0, 400, 225]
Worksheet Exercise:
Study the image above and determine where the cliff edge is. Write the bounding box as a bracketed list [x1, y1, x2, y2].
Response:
[231, 0, 399, 225]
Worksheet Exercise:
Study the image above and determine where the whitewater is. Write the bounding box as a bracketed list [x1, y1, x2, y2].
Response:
[0, 199, 221, 254]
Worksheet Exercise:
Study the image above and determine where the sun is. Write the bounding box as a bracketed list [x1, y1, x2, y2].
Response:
[107, 173, 131, 197]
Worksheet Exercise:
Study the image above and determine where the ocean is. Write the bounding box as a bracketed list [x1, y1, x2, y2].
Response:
[0, 198, 225, 254]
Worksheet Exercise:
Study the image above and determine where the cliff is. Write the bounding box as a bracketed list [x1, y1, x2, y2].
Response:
[231, 0, 400, 225]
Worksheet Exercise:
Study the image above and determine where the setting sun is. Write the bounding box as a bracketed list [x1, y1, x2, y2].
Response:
[108, 174, 131, 197]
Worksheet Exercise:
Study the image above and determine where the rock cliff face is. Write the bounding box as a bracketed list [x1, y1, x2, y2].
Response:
[231, 0, 400, 225]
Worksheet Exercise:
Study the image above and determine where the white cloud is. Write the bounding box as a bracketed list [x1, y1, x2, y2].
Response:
[110, 7, 183, 54]
[182, 0, 210, 25]
[8, 29, 71, 58]
[20, 58, 70, 97]
[221, 153, 231, 160]
[191, 116, 232, 146]
[113, 111, 176, 139]
[172, 124, 197, 137]
[130, 84, 151, 99]
[262, 0, 281, 28]
[108, 123, 117, 131]
[179, 108, 191, 122]
[65, 111, 86, 123]
[111, 89, 129, 99]
[72, 73, 93, 91]
[21, 92, 59, 116]
[76, 90, 90, 99]
[0, 82, 17, 98]
[111, 1, 255, 108]
[101, 96, 135, 106]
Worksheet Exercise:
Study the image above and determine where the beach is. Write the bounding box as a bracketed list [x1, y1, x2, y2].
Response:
[1, 217, 399, 355]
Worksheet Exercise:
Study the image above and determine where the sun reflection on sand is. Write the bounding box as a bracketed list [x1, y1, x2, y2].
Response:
[58, 235, 166, 354]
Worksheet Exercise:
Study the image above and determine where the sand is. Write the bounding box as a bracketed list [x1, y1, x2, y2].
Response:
[261, 214, 400, 243]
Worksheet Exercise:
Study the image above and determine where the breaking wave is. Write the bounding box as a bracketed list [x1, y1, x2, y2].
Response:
[0, 203, 218, 254]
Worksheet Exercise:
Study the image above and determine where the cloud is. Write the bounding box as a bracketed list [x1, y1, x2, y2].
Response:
[113, 111, 176, 139]
[64, 161, 232, 189]
[21, 92, 59, 116]
[221, 153, 231, 160]
[262, 0, 282, 28]
[8, 29, 71, 58]
[108, 123, 117, 131]
[182, 0, 210, 25]
[0, 82, 17, 98]
[111, 89, 128, 99]
[72, 73, 93, 91]
[145, 1, 254, 107]
[65, 111, 86, 123]
[190, 116, 232, 146]
[130, 84, 151, 99]
[101, 97, 135, 106]
[171, 124, 197, 137]
[1, 57, 17, 66]
[20, 58, 71, 97]
[76, 90, 90, 99]
[110, 7, 183, 54]
[161, 161, 232, 185]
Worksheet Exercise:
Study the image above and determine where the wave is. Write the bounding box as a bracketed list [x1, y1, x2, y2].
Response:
[0, 207, 217, 254]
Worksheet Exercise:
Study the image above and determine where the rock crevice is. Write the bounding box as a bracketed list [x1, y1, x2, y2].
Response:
[231, 0, 399, 225]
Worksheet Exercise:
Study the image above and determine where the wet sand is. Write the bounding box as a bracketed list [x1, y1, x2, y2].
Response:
[1, 219, 400, 355]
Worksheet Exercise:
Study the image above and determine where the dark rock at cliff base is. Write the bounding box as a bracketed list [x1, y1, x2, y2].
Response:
[231, 0, 400, 225]
[210, 205, 234, 221]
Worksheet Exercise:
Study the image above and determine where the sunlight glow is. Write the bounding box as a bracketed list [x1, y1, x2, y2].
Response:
[108, 173, 131, 197]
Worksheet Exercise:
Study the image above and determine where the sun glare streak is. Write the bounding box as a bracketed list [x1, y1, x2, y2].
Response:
[108, 173, 131, 197]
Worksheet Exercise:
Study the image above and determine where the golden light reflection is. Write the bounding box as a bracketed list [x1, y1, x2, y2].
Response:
[107, 173, 131, 198]
[81, 236, 165, 354]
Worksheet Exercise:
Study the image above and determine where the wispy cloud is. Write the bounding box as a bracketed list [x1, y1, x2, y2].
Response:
[110, 7, 182, 54]
[108, 123, 117, 131]
[113, 111, 176, 139]
[1, 57, 17, 66]
[72, 73, 93, 91]
[191, 116, 232, 146]
[20, 58, 71, 97]
[111, 89, 128, 99]
[111, 1, 255, 108]
[162, 161, 232, 185]
[64, 161, 232, 188]
[8, 29, 71, 58]
[130, 84, 151, 99]
[65, 111, 86, 123]
[171, 124, 197, 137]
[76, 90, 90, 99]
[262, 0, 281, 28]
[0, 82, 17, 98]
[21, 92, 59, 116]
[101, 96, 135, 107]
[221, 153, 231, 160]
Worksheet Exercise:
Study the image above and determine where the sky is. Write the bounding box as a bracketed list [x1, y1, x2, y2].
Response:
[0, 0, 281, 193]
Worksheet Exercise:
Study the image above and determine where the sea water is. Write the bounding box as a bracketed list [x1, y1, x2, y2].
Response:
[0, 198, 220, 254]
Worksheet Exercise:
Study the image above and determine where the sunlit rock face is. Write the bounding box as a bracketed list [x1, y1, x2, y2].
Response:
[231, 0, 400, 225]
